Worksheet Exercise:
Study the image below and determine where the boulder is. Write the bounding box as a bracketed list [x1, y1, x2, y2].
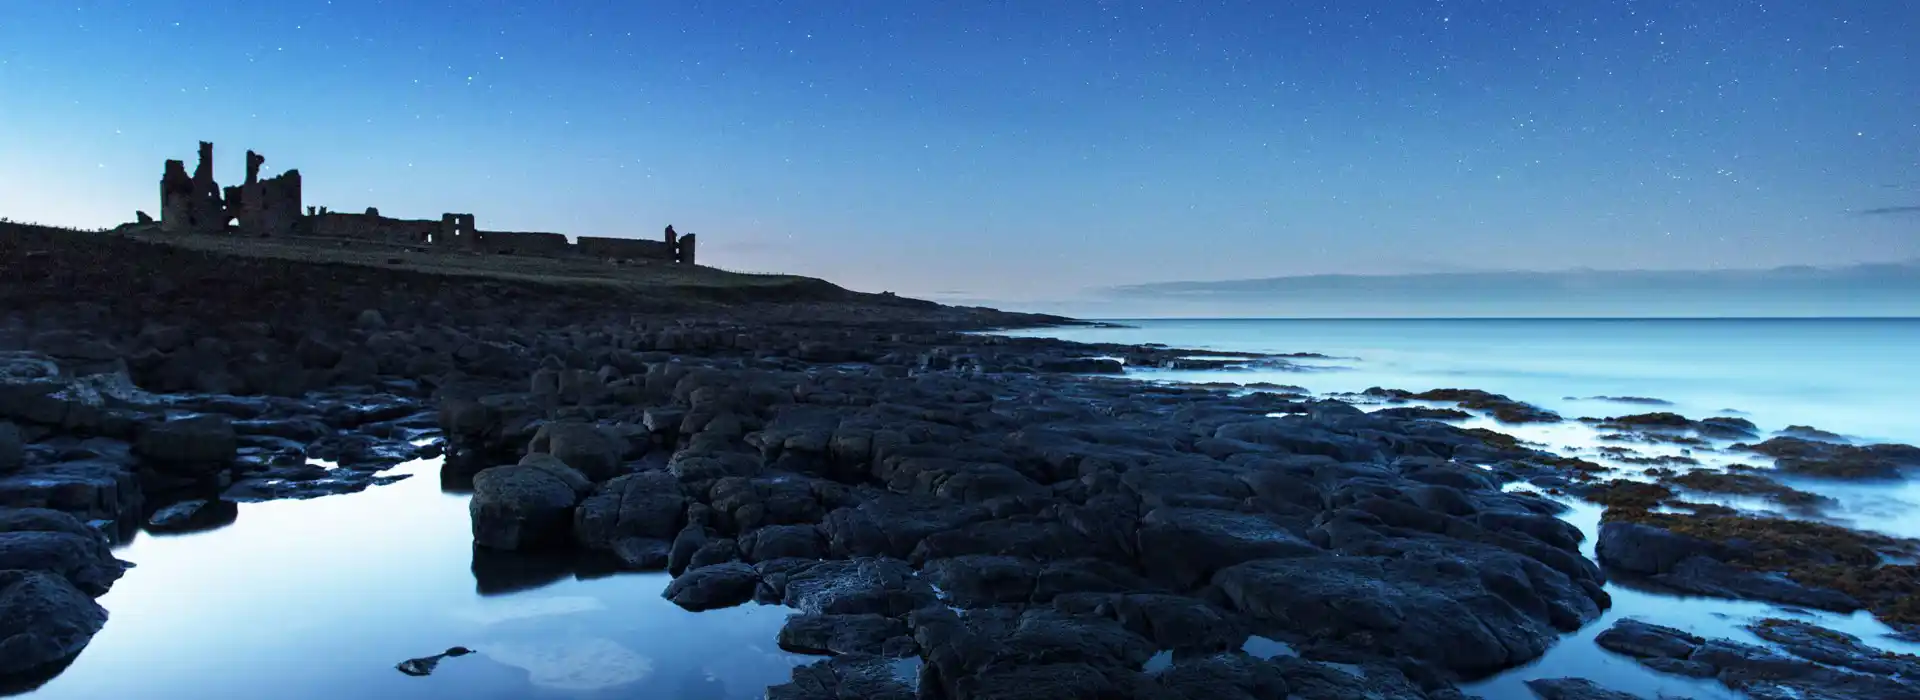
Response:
[528, 421, 625, 482]
[740, 524, 828, 563]
[766, 653, 916, 700]
[642, 407, 686, 435]
[777, 613, 911, 656]
[662, 562, 759, 611]
[468, 463, 586, 550]
[822, 494, 989, 559]
[0, 569, 108, 676]
[1523, 678, 1645, 700]
[1747, 618, 1920, 677]
[0, 510, 123, 597]
[1108, 593, 1249, 651]
[1733, 436, 1920, 479]
[1593, 621, 1920, 700]
[609, 536, 671, 570]
[0, 509, 101, 540]
[763, 557, 938, 617]
[1592, 618, 1702, 660]
[573, 470, 685, 550]
[920, 555, 1039, 607]
[135, 415, 237, 474]
[0, 421, 20, 473]
[668, 521, 707, 575]
[1213, 547, 1602, 675]
[1150, 650, 1290, 700]
[688, 538, 741, 570]
[1136, 507, 1323, 589]
[1594, 521, 1725, 575]
[911, 606, 1158, 699]
[514, 453, 593, 495]
[1266, 656, 1433, 700]
[1212, 420, 1384, 463]
[146, 499, 236, 533]
[0, 460, 142, 522]
[1655, 555, 1860, 611]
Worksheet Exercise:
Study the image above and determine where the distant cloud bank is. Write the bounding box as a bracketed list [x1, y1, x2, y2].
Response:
[1857, 205, 1920, 216]
[1012, 261, 1920, 318]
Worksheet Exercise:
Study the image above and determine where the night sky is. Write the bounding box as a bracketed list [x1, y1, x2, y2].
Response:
[2, 1, 1915, 304]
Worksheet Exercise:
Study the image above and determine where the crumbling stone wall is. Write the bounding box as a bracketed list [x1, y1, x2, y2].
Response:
[149, 142, 707, 265]
[223, 150, 303, 237]
[576, 236, 675, 260]
[473, 230, 571, 255]
[309, 213, 436, 243]
[436, 213, 475, 247]
[676, 233, 697, 265]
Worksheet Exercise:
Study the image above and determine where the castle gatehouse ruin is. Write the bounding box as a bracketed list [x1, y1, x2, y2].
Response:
[152, 141, 697, 264]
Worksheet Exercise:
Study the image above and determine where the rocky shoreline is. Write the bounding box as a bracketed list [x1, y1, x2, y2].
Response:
[4, 223, 1919, 699]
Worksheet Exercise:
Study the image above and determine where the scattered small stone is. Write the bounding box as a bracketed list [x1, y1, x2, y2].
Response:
[395, 646, 473, 677]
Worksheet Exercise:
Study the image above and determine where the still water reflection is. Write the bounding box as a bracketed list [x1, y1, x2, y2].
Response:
[22, 457, 808, 700]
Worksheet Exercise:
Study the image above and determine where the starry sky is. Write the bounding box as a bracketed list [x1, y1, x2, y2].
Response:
[1, 1, 1916, 305]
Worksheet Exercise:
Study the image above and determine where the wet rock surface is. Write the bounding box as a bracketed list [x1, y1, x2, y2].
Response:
[1732, 436, 1920, 480]
[1594, 480, 1920, 627]
[1593, 617, 1920, 699]
[0, 569, 108, 677]
[1523, 677, 1648, 700]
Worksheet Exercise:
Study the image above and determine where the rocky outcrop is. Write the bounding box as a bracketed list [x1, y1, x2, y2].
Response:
[1732, 436, 1920, 479]
[0, 508, 125, 679]
[135, 414, 238, 475]
[662, 562, 759, 611]
[0, 569, 108, 677]
[468, 460, 589, 550]
[1523, 678, 1646, 700]
[572, 470, 685, 569]
[1596, 519, 1880, 613]
[1212, 544, 1602, 675]
[1592, 617, 1920, 699]
[527, 421, 627, 482]
[0, 509, 125, 597]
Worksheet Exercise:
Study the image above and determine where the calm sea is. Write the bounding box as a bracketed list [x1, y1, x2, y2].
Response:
[1006, 318, 1920, 445]
[19, 318, 1920, 700]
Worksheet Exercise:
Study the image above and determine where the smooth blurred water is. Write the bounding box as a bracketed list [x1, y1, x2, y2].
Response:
[1008, 318, 1920, 444]
[19, 456, 808, 700]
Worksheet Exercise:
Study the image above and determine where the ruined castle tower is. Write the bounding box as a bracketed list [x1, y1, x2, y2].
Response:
[161, 141, 231, 233]
[162, 142, 301, 236]
[158, 159, 193, 233]
[226, 149, 303, 237]
[187, 141, 228, 232]
[676, 233, 697, 265]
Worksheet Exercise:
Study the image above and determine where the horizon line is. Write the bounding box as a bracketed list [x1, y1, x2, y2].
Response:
[1072, 316, 1920, 322]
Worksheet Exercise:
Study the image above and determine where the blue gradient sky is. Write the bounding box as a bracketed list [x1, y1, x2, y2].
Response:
[2, 1, 1916, 301]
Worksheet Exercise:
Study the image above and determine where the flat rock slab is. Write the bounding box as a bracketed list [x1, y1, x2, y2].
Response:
[662, 562, 758, 611]
[1136, 507, 1322, 589]
[1524, 677, 1646, 700]
[1213, 549, 1598, 675]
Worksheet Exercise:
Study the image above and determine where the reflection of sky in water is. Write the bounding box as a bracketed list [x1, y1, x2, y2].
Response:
[25, 457, 809, 700]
